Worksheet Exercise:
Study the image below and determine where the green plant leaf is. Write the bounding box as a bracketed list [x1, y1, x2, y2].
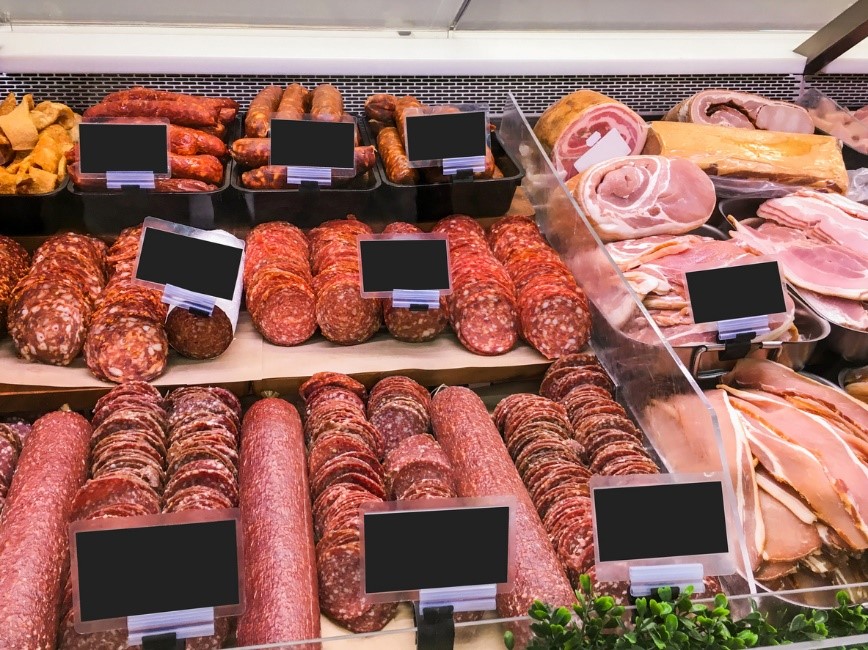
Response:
[503, 630, 515, 650]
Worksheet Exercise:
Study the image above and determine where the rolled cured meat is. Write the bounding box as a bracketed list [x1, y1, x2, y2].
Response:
[533, 90, 647, 181]
[665, 90, 814, 134]
[568, 155, 716, 242]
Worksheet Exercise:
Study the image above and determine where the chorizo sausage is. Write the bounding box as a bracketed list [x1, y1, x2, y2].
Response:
[430, 387, 574, 620]
[0, 411, 91, 650]
[236, 398, 320, 647]
[169, 153, 224, 185]
[364, 93, 397, 124]
[240, 146, 376, 188]
[69, 165, 217, 192]
[245, 86, 284, 138]
[394, 95, 425, 143]
[377, 127, 419, 185]
[310, 84, 344, 123]
[169, 125, 227, 157]
[276, 83, 310, 121]
[103, 86, 239, 111]
[230, 138, 271, 168]
[83, 100, 221, 128]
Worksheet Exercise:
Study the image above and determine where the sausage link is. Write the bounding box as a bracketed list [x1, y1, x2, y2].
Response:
[394, 95, 425, 143]
[430, 387, 574, 620]
[0, 411, 91, 650]
[69, 165, 217, 192]
[377, 127, 419, 185]
[83, 100, 220, 128]
[169, 125, 227, 157]
[310, 84, 344, 123]
[231, 138, 271, 168]
[245, 86, 284, 138]
[276, 84, 311, 121]
[169, 153, 224, 185]
[103, 87, 239, 111]
[365, 93, 397, 124]
[236, 398, 320, 647]
[240, 146, 375, 188]
[198, 122, 228, 140]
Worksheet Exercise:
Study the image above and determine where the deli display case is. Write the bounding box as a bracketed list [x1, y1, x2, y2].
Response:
[0, 2, 867, 649]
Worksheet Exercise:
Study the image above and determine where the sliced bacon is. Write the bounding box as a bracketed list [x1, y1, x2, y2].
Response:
[570, 155, 715, 242]
[665, 90, 814, 134]
[757, 487, 822, 563]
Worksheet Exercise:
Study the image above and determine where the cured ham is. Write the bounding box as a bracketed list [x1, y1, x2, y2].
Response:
[665, 90, 814, 134]
[724, 359, 868, 434]
[728, 217, 868, 302]
[757, 190, 868, 259]
[568, 155, 715, 242]
[533, 90, 647, 181]
[644, 121, 848, 194]
[609, 235, 796, 346]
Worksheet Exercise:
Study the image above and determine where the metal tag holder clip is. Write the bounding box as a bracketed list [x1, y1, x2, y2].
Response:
[628, 564, 706, 599]
[393, 288, 441, 312]
[286, 166, 331, 187]
[128, 607, 214, 650]
[106, 171, 156, 190]
[715, 314, 770, 360]
[415, 584, 496, 650]
[162, 284, 216, 318]
[443, 155, 486, 177]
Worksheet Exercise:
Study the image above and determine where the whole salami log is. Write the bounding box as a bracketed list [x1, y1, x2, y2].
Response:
[84, 100, 221, 128]
[0, 410, 91, 650]
[169, 153, 224, 185]
[245, 86, 284, 138]
[430, 387, 574, 619]
[277, 83, 311, 121]
[310, 84, 344, 123]
[377, 127, 419, 185]
[165, 305, 234, 360]
[236, 398, 321, 647]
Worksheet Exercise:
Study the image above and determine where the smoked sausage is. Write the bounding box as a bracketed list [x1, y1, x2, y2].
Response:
[276, 83, 310, 121]
[240, 146, 376, 188]
[169, 125, 227, 157]
[377, 127, 419, 185]
[430, 387, 574, 620]
[310, 84, 344, 123]
[364, 93, 397, 125]
[236, 398, 321, 647]
[245, 86, 283, 138]
[169, 153, 224, 185]
[0, 410, 91, 650]
[84, 100, 221, 128]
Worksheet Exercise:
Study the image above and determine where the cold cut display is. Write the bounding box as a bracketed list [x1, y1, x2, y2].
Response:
[430, 386, 574, 619]
[487, 215, 591, 358]
[84, 225, 169, 383]
[244, 221, 317, 346]
[8, 233, 107, 366]
[0, 410, 91, 650]
[237, 398, 320, 647]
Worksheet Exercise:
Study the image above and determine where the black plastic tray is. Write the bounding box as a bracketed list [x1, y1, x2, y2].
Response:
[231, 114, 382, 226]
[69, 170, 230, 236]
[372, 129, 524, 221]
[0, 178, 76, 235]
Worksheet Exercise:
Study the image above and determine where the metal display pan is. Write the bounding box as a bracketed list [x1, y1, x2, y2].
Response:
[372, 130, 524, 221]
[720, 212, 868, 363]
[231, 113, 382, 226]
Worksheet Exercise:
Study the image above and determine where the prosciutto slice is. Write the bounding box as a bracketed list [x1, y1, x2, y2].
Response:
[665, 90, 814, 134]
[534, 90, 647, 181]
[570, 155, 715, 242]
[728, 218, 868, 301]
[757, 487, 822, 563]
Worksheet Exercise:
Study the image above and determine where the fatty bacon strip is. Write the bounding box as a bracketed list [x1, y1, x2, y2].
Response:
[725, 190, 868, 332]
[605, 234, 796, 346]
[648, 359, 868, 601]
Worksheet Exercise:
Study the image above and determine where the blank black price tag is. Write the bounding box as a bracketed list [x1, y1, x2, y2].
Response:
[361, 501, 512, 601]
[79, 123, 170, 174]
[70, 511, 243, 631]
[270, 119, 355, 169]
[136, 227, 242, 301]
[358, 236, 451, 296]
[593, 481, 729, 563]
[405, 111, 487, 163]
[685, 261, 786, 324]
